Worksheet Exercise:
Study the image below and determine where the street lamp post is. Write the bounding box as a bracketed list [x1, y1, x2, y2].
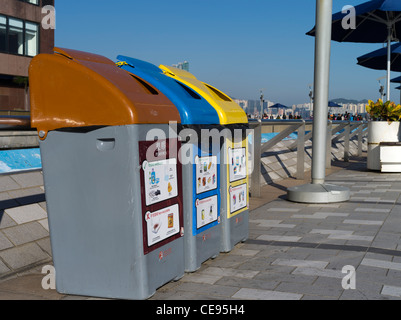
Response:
[260, 89, 265, 119]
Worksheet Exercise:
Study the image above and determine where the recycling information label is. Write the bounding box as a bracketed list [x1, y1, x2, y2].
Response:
[145, 204, 180, 247]
[139, 139, 183, 254]
[226, 143, 249, 219]
[228, 147, 247, 183]
[229, 183, 247, 214]
[195, 155, 218, 195]
[195, 195, 218, 230]
[142, 159, 178, 206]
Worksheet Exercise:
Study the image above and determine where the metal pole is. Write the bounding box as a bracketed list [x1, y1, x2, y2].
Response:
[326, 120, 332, 169]
[297, 120, 305, 180]
[387, 26, 392, 102]
[311, 0, 332, 184]
[287, 0, 349, 204]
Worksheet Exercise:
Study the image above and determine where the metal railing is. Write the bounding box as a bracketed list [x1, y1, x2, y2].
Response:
[248, 119, 368, 197]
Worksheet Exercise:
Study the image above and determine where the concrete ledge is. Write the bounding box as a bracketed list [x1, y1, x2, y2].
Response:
[0, 131, 39, 150]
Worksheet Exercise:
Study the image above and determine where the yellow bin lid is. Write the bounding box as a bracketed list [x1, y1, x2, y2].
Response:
[159, 65, 248, 125]
[29, 47, 181, 139]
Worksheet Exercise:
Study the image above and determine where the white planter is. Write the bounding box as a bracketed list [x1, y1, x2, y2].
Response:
[367, 121, 401, 170]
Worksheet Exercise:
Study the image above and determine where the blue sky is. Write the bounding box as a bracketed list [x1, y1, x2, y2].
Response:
[54, 0, 397, 105]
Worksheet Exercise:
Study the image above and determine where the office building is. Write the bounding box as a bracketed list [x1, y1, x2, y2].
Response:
[0, 0, 55, 111]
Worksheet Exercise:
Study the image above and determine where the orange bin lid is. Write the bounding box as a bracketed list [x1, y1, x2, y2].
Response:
[29, 47, 181, 139]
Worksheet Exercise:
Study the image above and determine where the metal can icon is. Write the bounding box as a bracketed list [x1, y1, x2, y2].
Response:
[168, 213, 174, 228]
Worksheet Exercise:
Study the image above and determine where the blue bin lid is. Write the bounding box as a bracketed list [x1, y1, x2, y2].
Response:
[116, 55, 220, 125]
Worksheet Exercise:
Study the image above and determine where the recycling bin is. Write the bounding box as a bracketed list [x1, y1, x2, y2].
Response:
[29, 47, 185, 300]
[116, 56, 223, 272]
[159, 65, 250, 253]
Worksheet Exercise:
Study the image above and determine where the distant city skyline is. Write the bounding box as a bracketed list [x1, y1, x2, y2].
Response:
[54, 0, 400, 106]
[234, 98, 367, 119]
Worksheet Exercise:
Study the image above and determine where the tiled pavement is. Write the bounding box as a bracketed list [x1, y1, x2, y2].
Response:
[1, 155, 401, 300]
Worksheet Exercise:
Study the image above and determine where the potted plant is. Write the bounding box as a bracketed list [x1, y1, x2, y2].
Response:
[366, 99, 401, 170]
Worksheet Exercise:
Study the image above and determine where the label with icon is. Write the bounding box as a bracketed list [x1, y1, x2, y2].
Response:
[145, 204, 180, 247]
[228, 147, 247, 183]
[229, 183, 247, 214]
[143, 158, 178, 206]
[195, 155, 218, 195]
[195, 195, 218, 230]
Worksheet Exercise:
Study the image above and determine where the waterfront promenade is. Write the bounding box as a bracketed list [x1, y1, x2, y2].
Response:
[1, 153, 401, 300]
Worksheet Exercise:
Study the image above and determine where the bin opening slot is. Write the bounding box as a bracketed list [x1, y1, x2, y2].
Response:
[129, 74, 159, 95]
[173, 80, 201, 100]
[54, 51, 73, 60]
[203, 83, 232, 102]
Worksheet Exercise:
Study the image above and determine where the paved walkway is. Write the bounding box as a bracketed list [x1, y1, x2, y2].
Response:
[1, 155, 401, 300]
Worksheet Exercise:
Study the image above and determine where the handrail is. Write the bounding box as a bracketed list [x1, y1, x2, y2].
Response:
[0, 116, 32, 130]
[248, 119, 368, 197]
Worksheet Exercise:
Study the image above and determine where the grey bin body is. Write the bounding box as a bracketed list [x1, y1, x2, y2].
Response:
[40, 125, 184, 300]
[179, 129, 222, 272]
[219, 127, 250, 253]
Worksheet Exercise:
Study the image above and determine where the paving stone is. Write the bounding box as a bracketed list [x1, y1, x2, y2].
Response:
[0, 212, 17, 229]
[292, 267, 343, 279]
[232, 288, 302, 300]
[272, 258, 328, 269]
[292, 212, 349, 219]
[355, 208, 391, 213]
[250, 219, 296, 229]
[361, 258, 401, 271]
[0, 243, 50, 271]
[37, 219, 49, 232]
[229, 248, 259, 256]
[2, 222, 48, 246]
[0, 176, 22, 193]
[275, 280, 343, 299]
[5, 204, 47, 225]
[201, 267, 259, 279]
[310, 229, 374, 242]
[175, 282, 239, 298]
[343, 219, 383, 226]
[0, 232, 13, 251]
[215, 276, 279, 291]
[382, 285, 401, 298]
[0, 259, 10, 274]
[256, 235, 302, 242]
[9, 172, 44, 188]
[180, 273, 221, 285]
[36, 238, 52, 257]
